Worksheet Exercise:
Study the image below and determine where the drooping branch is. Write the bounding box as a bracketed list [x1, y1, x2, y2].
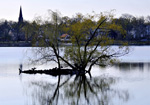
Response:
[44, 39, 61, 68]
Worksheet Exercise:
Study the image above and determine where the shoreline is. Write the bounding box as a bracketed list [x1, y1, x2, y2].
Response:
[0, 41, 150, 47]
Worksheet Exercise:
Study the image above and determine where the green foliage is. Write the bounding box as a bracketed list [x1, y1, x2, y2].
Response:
[61, 12, 128, 71]
[31, 10, 129, 72]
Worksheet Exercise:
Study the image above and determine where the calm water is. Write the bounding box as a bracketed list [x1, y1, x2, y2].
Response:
[0, 46, 150, 105]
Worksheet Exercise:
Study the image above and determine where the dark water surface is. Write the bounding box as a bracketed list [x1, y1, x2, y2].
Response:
[0, 46, 150, 105]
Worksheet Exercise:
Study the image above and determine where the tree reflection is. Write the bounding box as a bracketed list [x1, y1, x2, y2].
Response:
[114, 62, 150, 71]
[25, 75, 129, 105]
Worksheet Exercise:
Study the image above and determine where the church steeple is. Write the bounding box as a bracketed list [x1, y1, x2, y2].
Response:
[18, 6, 23, 23]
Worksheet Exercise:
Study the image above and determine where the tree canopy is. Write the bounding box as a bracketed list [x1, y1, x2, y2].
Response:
[30, 10, 129, 73]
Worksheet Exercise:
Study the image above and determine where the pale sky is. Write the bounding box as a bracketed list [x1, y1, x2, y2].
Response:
[0, 0, 150, 21]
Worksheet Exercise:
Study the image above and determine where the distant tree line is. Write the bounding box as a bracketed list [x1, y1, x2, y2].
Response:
[0, 13, 150, 44]
[113, 14, 150, 41]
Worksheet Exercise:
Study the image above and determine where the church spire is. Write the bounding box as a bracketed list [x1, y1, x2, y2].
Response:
[18, 6, 23, 23]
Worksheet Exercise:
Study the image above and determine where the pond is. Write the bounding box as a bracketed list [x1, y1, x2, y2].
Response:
[0, 46, 150, 105]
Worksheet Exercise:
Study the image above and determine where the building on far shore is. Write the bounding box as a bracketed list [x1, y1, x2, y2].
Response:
[16, 6, 25, 41]
[18, 6, 23, 24]
[60, 34, 71, 42]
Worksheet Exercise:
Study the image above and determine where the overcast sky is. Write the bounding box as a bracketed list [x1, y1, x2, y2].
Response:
[0, 0, 150, 21]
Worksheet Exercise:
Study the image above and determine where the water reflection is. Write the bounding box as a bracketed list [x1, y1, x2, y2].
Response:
[114, 62, 150, 71]
[24, 75, 129, 105]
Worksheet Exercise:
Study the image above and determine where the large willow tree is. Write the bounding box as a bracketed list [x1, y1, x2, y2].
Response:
[31, 11, 129, 73]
